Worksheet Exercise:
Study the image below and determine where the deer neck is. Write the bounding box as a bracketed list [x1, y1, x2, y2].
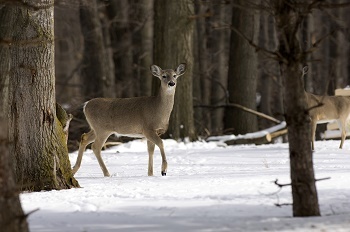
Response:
[156, 86, 176, 116]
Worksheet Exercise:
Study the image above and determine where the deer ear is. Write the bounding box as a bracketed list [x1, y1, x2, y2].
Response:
[175, 63, 186, 77]
[150, 65, 162, 78]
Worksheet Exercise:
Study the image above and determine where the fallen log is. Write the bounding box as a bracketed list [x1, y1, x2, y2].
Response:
[226, 133, 272, 145]
[207, 122, 287, 146]
[225, 128, 287, 146]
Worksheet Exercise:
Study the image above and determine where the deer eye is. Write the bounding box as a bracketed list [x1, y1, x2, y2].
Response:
[173, 75, 176, 78]
[162, 75, 166, 78]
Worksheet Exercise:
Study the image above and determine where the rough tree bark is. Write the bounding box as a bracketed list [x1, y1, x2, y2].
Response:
[153, 0, 197, 141]
[0, 8, 29, 229]
[0, 111, 29, 232]
[225, 0, 260, 134]
[272, 0, 320, 217]
[2, 0, 79, 191]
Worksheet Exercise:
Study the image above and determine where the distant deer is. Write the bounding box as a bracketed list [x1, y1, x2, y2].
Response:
[72, 63, 186, 177]
[302, 67, 350, 150]
[306, 92, 350, 150]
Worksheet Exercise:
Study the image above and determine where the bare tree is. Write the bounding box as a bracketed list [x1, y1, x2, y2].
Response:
[271, 0, 320, 216]
[153, 0, 197, 141]
[0, 112, 29, 232]
[1, 0, 79, 191]
[225, 0, 260, 134]
[0, 7, 29, 228]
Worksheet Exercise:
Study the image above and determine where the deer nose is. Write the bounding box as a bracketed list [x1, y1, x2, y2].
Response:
[168, 81, 175, 87]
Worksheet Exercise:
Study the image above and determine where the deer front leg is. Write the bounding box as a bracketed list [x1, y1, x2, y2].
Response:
[144, 131, 167, 176]
[338, 119, 346, 149]
[310, 120, 317, 151]
[147, 140, 155, 176]
[91, 133, 111, 177]
[72, 130, 95, 175]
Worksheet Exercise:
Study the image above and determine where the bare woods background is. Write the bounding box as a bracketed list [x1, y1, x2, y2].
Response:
[54, 0, 350, 151]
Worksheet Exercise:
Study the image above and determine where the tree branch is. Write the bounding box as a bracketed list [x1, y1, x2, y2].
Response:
[194, 103, 281, 124]
[213, 24, 286, 63]
[304, 28, 339, 54]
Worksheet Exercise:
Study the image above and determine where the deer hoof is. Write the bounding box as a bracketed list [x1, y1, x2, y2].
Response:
[161, 171, 166, 176]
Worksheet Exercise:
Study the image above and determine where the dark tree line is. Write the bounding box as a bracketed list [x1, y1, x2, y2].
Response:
[53, 1, 350, 151]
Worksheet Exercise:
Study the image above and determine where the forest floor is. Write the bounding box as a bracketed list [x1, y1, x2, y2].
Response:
[21, 139, 350, 232]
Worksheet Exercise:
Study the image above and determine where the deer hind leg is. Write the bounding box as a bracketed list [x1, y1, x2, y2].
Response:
[147, 140, 155, 176]
[72, 130, 96, 175]
[91, 132, 111, 177]
[311, 120, 317, 151]
[144, 131, 167, 176]
[337, 119, 347, 149]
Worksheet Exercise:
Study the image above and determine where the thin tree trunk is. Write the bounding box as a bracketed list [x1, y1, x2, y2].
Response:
[196, 3, 211, 132]
[273, 0, 320, 217]
[258, 12, 273, 129]
[311, 11, 330, 95]
[335, 1, 348, 89]
[153, 0, 197, 141]
[3, 0, 79, 191]
[211, 3, 230, 134]
[302, 14, 313, 92]
[192, 6, 203, 135]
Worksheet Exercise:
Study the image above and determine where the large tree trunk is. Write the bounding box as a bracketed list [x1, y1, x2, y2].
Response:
[153, 0, 197, 141]
[211, 3, 230, 134]
[3, 0, 79, 191]
[0, 113, 29, 232]
[0, 8, 29, 230]
[225, 0, 259, 135]
[273, 1, 320, 217]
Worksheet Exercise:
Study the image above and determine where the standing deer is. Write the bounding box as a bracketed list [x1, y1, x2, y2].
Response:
[72, 63, 186, 177]
[306, 92, 350, 150]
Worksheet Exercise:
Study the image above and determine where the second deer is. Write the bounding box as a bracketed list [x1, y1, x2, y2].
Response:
[306, 92, 350, 150]
[72, 63, 186, 177]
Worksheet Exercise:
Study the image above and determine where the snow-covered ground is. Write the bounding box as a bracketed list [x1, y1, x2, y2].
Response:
[20, 139, 350, 232]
